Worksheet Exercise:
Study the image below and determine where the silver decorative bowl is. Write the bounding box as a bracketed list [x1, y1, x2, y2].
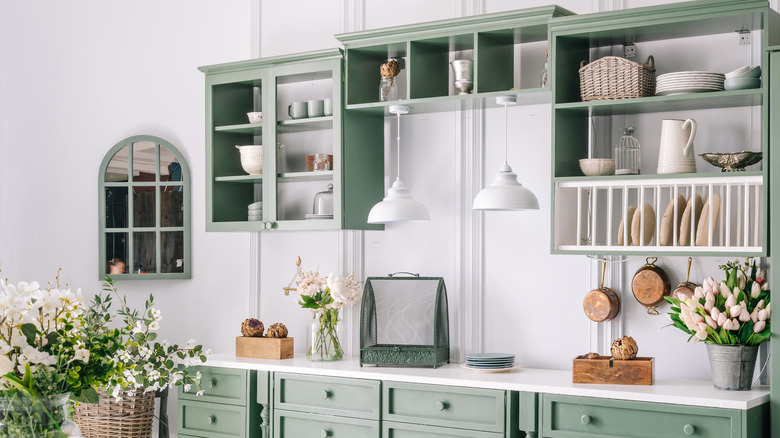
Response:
[699, 151, 763, 172]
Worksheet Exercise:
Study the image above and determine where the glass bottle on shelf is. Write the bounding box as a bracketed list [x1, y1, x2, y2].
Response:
[614, 127, 641, 175]
[540, 47, 549, 88]
[379, 59, 400, 102]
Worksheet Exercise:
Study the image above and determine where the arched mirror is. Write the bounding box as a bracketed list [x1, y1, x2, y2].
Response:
[99, 135, 191, 280]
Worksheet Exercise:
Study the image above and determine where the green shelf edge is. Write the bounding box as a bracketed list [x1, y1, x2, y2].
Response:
[277, 116, 333, 133]
[346, 88, 551, 115]
[555, 88, 763, 116]
[554, 170, 764, 182]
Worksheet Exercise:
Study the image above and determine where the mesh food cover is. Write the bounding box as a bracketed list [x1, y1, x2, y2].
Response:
[360, 274, 449, 367]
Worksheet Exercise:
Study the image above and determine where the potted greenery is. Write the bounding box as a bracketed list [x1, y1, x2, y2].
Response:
[666, 258, 770, 390]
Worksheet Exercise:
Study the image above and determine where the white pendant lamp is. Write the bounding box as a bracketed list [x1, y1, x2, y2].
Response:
[472, 96, 540, 211]
[367, 105, 430, 224]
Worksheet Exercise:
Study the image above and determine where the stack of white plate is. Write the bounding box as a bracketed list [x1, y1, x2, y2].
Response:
[656, 71, 725, 96]
[248, 201, 262, 221]
[462, 353, 518, 372]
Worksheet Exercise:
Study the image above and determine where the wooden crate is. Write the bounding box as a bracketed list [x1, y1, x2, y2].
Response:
[572, 355, 654, 385]
[236, 336, 294, 360]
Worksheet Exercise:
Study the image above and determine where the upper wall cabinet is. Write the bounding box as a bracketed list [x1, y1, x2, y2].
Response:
[336, 5, 575, 115]
[199, 49, 383, 232]
[549, 0, 778, 256]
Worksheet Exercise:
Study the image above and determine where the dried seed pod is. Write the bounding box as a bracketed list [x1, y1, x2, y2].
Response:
[267, 323, 288, 338]
[240, 318, 264, 337]
[380, 59, 401, 77]
[611, 336, 638, 360]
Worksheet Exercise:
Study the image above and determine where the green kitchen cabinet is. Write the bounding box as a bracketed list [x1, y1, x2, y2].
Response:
[768, 46, 780, 438]
[178, 367, 267, 438]
[548, 0, 777, 256]
[542, 394, 768, 438]
[199, 49, 383, 232]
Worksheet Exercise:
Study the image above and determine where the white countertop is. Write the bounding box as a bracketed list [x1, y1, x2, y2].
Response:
[205, 353, 769, 410]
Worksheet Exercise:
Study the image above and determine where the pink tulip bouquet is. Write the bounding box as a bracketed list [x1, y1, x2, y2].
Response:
[666, 258, 770, 345]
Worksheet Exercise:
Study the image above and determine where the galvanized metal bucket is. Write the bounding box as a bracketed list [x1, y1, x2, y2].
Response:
[705, 344, 758, 390]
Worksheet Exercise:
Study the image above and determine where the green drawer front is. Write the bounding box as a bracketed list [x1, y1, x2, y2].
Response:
[274, 409, 380, 438]
[543, 394, 741, 438]
[274, 372, 380, 419]
[180, 366, 248, 406]
[383, 382, 506, 433]
[382, 420, 503, 438]
[179, 399, 247, 438]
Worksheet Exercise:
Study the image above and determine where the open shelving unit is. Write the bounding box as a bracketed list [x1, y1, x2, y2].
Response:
[549, 0, 778, 256]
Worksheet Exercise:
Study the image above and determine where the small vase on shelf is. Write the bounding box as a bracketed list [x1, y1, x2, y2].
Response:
[379, 59, 401, 102]
[308, 308, 344, 361]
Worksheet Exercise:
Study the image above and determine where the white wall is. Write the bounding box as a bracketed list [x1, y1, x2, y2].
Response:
[0, 1, 252, 435]
[0, 1, 771, 437]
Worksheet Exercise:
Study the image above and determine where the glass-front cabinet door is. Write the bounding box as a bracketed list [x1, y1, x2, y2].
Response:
[99, 135, 191, 280]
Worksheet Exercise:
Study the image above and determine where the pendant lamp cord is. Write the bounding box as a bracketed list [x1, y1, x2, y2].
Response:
[396, 110, 401, 182]
[503, 102, 509, 166]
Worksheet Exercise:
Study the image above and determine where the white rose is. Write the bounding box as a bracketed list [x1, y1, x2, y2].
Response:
[327, 274, 348, 304]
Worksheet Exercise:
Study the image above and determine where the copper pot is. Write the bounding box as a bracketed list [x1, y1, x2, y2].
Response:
[672, 257, 697, 300]
[583, 261, 620, 322]
[632, 257, 671, 315]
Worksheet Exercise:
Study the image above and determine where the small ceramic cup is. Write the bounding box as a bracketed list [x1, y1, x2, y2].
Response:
[308, 99, 325, 118]
[288, 101, 308, 119]
[323, 98, 333, 116]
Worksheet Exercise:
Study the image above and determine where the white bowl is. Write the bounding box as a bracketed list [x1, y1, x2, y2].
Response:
[740, 66, 762, 78]
[236, 145, 263, 175]
[579, 158, 615, 176]
[247, 112, 263, 124]
[724, 77, 761, 91]
[725, 65, 750, 79]
[248, 201, 263, 211]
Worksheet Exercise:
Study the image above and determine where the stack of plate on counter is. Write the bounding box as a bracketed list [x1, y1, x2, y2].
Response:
[462, 353, 519, 372]
[248, 201, 262, 221]
[655, 71, 725, 96]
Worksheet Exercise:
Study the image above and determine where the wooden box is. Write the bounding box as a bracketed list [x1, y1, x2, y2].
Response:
[236, 336, 294, 360]
[572, 355, 654, 385]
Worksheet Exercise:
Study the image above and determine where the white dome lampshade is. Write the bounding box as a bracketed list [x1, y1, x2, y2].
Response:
[473, 96, 539, 211]
[368, 105, 430, 224]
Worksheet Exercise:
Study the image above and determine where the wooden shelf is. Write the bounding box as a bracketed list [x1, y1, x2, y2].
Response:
[277, 117, 333, 133]
[215, 123, 263, 134]
[346, 88, 551, 115]
[277, 171, 334, 183]
[554, 88, 763, 116]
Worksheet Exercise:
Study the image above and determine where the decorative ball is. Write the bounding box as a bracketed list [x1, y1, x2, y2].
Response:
[267, 323, 288, 338]
[611, 336, 638, 360]
[583, 352, 600, 359]
[241, 318, 264, 337]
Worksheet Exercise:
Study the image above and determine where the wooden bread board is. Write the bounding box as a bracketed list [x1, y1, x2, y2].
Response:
[572, 355, 654, 385]
[236, 336, 294, 360]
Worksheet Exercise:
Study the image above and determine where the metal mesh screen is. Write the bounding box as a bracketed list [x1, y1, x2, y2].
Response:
[370, 279, 438, 345]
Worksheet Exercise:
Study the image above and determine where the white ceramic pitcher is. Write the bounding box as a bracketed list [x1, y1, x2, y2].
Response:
[657, 118, 697, 174]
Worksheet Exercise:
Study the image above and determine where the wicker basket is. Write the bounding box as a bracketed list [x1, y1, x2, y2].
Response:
[74, 389, 155, 438]
[579, 55, 655, 101]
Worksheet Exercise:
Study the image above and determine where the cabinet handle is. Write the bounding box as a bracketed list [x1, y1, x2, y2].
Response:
[209, 378, 217, 389]
[580, 414, 591, 425]
[322, 389, 331, 400]
[264, 221, 274, 230]
[206, 415, 216, 425]
[435, 401, 448, 411]
[683, 424, 696, 435]
[320, 429, 331, 437]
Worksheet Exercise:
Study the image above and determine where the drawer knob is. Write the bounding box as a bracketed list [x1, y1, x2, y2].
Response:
[209, 378, 217, 388]
[322, 390, 331, 400]
[321, 429, 331, 437]
[581, 414, 591, 425]
[206, 415, 216, 425]
[684, 424, 696, 435]
[435, 401, 448, 411]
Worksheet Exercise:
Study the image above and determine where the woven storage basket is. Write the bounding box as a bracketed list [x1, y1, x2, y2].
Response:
[579, 55, 655, 101]
[74, 388, 155, 438]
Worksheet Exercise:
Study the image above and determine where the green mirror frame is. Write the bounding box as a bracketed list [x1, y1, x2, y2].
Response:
[98, 135, 191, 280]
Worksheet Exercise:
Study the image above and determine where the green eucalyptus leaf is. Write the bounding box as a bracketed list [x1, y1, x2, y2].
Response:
[20, 323, 37, 344]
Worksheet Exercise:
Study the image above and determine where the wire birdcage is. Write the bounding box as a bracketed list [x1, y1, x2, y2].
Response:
[360, 273, 449, 368]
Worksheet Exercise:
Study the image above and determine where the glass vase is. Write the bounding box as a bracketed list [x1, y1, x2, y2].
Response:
[379, 76, 398, 102]
[308, 308, 343, 361]
[0, 392, 82, 438]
